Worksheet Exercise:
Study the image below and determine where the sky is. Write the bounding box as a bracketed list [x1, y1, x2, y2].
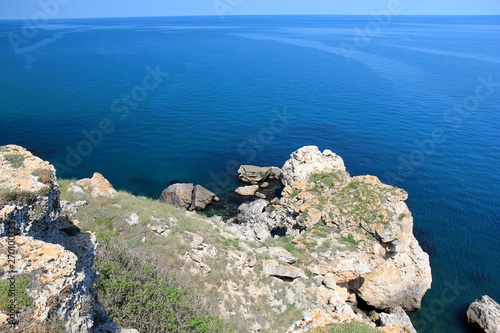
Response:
[0, 0, 499, 19]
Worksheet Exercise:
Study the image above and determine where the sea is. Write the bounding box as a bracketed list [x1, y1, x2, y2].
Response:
[0, 15, 499, 332]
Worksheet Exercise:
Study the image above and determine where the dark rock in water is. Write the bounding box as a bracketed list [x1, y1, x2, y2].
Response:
[466, 295, 500, 333]
[159, 183, 217, 211]
[168, 179, 183, 185]
[238, 165, 282, 184]
[159, 183, 194, 209]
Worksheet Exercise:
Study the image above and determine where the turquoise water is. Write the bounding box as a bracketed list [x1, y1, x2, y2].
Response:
[0, 15, 499, 332]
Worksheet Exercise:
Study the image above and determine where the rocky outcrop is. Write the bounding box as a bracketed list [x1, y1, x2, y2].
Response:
[378, 307, 417, 333]
[0, 145, 97, 332]
[0, 145, 60, 238]
[238, 165, 281, 184]
[159, 183, 217, 211]
[467, 295, 500, 333]
[281, 146, 346, 186]
[263, 259, 303, 279]
[76, 172, 117, 198]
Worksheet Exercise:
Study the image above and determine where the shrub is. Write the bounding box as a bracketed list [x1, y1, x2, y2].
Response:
[0, 277, 33, 311]
[95, 241, 231, 333]
[32, 168, 53, 185]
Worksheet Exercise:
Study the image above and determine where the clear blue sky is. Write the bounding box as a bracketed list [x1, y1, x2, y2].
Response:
[0, 0, 499, 19]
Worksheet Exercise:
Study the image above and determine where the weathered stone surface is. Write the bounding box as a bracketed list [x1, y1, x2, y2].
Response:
[191, 185, 217, 210]
[263, 259, 302, 279]
[379, 307, 417, 333]
[356, 238, 432, 311]
[0, 145, 60, 237]
[235, 185, 259, 196]
[126, 213, 140, 226]
[159, 183, 194, 209]
[77, 173, 117, 198]
[159, 183, 216, 210]
[467, 295, 500, 333]
[238, 165, 280, 184]
[268, 247, 297, 264]
[281, 146, 346, 186]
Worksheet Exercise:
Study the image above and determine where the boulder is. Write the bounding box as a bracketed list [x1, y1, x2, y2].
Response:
[77, 173, 117, 198]
[0, 145, 60, 237]
[126, 213, 139, 226]
[355, 238, 432, 311]
[467, 295, 500, 333]
[379, 307, 417, 333]
[281, 146, 346, 186]
[159, 183, 194, 209]
[190, 185, 217, 210]
[159, 183, 216, 211]
[238, 165, 280, 184]
[263, 259, 302, 279]
[235, 185, 259, 196]
[268, 247, 297, 264]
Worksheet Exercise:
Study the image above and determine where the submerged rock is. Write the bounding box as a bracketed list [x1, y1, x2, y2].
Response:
[235, 185, 260, 196]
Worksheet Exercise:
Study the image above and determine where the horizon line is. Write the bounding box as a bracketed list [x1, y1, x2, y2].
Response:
[1, 13, 500, 21]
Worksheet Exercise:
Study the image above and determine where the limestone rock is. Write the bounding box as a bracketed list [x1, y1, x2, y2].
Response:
[467, 295, 500, 333]
[263, 259, 302, 279]
[356, 238, 432, 311]
[0, 145, 60, 237]
[126, 213, 139, 226]
[268, 247, 297, 264]
[379, 307, 417, 333]
[159, 183, 194, 209]
[238, 165, 281, 184]
[78, 173, 117, 198]
[281, 146, 346, 186]
[235, 185, 259, 196]
[159, 183, 216, 211]
[191, 185, 217, 210]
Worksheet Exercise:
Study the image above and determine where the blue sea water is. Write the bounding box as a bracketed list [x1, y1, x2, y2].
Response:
[0, 15, 499, 332]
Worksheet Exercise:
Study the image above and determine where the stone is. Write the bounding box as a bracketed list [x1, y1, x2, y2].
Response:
[126, 213, 139, 226]
[88, 172, 117, 198]
[235, 185, 259, 196]
[159, 183, 216, 211]
[68, 185, 84, 194]
[281, 146, 346, 186]
[190, 185, 217, 210]
[255, 192, 266, 199]
[467, 295, 500, 333]
[238, 165, 276, 184]
[322, 275, 337, 290]
[268, 247, 297, 264]
[148, 224, 169, 236]
[355, 238, 432, 311]
[379, 307, 417, 333]
[263, 259, 302, 279]
[159, 183, 194, 209]
[0, 145, 60, 237]
[260, 182, 269, 188]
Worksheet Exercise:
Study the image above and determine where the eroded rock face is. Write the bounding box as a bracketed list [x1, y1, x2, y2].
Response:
[0, 145, 98, 332]
[0, 145, 60, 237]
[281, 146, 346, 187]
[467, 295, 500, 333]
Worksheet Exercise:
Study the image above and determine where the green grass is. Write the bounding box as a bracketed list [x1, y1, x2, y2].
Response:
[96, 241, 231, 333]
[4, 153, 25, 168]
[0, 188, 39, 205]
[0, 277, 33, 311]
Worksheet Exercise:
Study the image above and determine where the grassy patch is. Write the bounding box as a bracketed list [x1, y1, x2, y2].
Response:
[4, 153, 25, 168]
[32, 168, 53, 185]
[0, 188, 39, 205]
[96, 241, 231, 333]
[0, 277, 33, 311]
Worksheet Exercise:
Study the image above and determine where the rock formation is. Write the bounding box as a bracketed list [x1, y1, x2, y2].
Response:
[159, 183, 218, 211]
[238, 165, 281, 184]
[467, 295, 500, 333]
[76, 172, 117, 198]
[0, 145, 96, 332]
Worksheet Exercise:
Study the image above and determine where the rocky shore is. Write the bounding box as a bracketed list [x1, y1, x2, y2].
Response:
[1, 144, 435, 332]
